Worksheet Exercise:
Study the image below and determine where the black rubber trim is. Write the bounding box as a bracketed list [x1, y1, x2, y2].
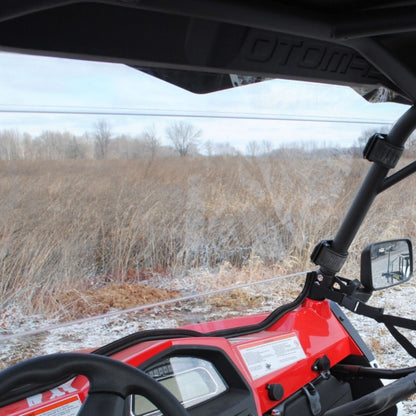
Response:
[91, 271, 315, 356]
[330, 302, 376, 363]
[207, 271, 315, 338]
[92, 329, 204, 356]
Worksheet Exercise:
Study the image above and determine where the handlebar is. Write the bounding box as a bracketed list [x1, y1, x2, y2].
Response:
[323, 371, 416, 416]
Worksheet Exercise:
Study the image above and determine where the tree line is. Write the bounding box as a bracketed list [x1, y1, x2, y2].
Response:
[2, 121, 416, 161]
[0, 120, 203, 161]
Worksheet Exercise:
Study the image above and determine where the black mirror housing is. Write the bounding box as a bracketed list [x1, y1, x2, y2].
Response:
[361, 239, 413, 292]
[361, 239, 413, 291]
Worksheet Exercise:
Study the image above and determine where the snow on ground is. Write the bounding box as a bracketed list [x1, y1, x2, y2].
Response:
[345, 283, 416, 413]
[1, 273, 416, 413]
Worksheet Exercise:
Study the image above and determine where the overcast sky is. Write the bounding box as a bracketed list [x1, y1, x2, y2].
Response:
[0, 51, 409, 152]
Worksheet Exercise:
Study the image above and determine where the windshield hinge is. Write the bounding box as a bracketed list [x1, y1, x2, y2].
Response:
[311, 240, 348, 275]
[363, 133, 404, 169]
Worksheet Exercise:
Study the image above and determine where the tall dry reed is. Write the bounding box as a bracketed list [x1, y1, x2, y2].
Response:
[0, 155, 414, 314]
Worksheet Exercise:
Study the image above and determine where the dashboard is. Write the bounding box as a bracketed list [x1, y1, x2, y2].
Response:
[132, 357, 227, 415]
[130, 347, 257, 416]
[0, 301, 366, 416]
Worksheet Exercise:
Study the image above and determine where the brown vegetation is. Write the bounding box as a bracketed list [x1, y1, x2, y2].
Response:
[57, 284, 180, 319]
[0, 154, 415, 317]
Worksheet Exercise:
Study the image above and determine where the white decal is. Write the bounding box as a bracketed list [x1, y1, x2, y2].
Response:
[23, 396, 82, 416]
[50, 379, 77, 399]
[238, 333, 306, 380]
[27, 394, 43, 407]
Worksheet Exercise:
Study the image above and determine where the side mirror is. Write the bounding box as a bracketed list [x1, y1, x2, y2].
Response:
[361, 239, 413, 291]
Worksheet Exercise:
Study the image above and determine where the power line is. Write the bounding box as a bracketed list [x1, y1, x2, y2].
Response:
[0, 106, 395, 125]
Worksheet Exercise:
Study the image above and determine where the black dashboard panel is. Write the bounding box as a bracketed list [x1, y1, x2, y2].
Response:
[133, 346, 257, 416]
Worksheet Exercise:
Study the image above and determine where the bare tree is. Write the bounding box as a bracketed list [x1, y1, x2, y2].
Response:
[246, 140, 260, 157]
[166, 121, 201, 157]
[0, 129, 21, 160]
[261, 140, 273, 156]
[204, 140, 213, 157]
[36, 131, 68, 160]
[65, 136, 86, 159]
[94, 120, 112, 159]
[22, 132, 33, 160]
[142, 126, 160, 159]
[212, 142, 239, 156]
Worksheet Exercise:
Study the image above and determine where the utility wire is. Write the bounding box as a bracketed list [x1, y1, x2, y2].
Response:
[0, 106, 395, 125]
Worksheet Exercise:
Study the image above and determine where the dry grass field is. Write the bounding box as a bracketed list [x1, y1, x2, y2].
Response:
[0, 154, 415, 319]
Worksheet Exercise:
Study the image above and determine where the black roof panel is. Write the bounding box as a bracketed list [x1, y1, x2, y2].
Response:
[1, 1, 416, 103]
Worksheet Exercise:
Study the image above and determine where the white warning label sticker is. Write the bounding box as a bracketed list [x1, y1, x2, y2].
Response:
[23, 396, 82, 416]
[238, 333, 306, 380]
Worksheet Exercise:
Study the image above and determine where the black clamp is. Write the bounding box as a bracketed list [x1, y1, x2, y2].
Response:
[363, 133, 404, 169]
[312, 355, 331, 380]
[310, 240, 348, 275]
[302, 383, 322, 416]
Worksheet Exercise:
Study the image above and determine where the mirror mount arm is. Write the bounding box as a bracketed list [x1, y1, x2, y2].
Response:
[310, 275, 416, 359]
[309, 276, 383, 317]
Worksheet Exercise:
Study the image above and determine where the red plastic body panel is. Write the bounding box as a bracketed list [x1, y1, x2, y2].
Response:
[0, 376, 88, 416]
[0, 299, 364, 416]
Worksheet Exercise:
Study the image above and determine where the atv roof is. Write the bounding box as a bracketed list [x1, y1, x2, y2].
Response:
[1, 1, 416, 104]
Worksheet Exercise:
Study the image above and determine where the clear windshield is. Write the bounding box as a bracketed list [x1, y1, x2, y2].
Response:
[0, 52, 414, 368]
